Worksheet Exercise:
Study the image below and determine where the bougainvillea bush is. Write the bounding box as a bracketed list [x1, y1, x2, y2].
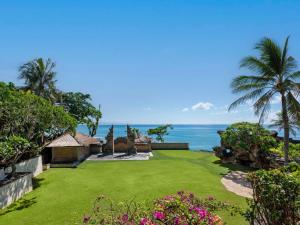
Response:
[83, 191, 240, 225]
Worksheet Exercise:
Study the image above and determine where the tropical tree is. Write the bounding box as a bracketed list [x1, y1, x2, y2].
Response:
[269, 112, 300, 137]
[85, 105, 102, 137]
[229, 36, 300, 164]
[0, 82, 77, 145]
[19, 58, 58, 102]
[147, 125, 173, 143]
[61, 92, 94, 122]
[61, 92, 102, 137]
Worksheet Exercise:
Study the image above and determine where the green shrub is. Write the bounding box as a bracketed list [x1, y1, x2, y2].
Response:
[220, 122, 277, 152]
[0, 136, 34, 177]
[269, 142, 300, 160]
[245, 166, 300, 225]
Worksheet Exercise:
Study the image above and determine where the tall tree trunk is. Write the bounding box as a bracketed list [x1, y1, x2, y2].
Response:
[281, 93, 290, 165]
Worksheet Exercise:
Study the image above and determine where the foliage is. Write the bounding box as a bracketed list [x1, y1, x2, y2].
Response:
[0, 82, 77, 146]
[147, 125, 173, 143]
[0, 136, 33, 177]
[82, 191, 241, 225]
[18, 58, 58, 102]
[220, 122, 277, 153]
[245, 166, 300, 225]
[84, 105, 102, 137]
[269, 142, 300, 160]
[61, 92, 102, 136]
[269, 112, 300, 136]
[61, 92, 94, 122]
[229, 36, 300, 163]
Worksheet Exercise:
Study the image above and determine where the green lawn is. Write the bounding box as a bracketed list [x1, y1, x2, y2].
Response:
[0, 150, 248, 225]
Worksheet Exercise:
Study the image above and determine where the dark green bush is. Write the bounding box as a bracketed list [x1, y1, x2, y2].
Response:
[245, 166, 300, 225]
[220, 122, 278, 152]
[269, 142, 300, 160]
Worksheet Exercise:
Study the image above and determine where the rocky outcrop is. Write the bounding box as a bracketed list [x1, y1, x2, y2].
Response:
[214, 125, 286, 169]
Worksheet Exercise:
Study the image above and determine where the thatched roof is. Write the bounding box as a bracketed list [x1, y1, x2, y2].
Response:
[75, 132, 100, 146]
[47, 133, 81, 147]
[47, 132, 101, 148]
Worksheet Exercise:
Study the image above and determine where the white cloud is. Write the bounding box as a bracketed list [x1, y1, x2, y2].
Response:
[191, 102, 214, 110]
[143, 107, 152, 111]
[271, 95, 281, 104]
[182, 107, 189, 112]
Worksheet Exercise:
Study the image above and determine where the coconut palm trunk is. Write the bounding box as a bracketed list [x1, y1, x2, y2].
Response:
[281, 93, 290, 164]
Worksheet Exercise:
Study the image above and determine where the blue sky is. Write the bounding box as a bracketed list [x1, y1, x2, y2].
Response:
[0, 0, 300, 124]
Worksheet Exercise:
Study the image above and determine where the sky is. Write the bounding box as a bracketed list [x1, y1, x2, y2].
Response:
[0, 0, 300, 124]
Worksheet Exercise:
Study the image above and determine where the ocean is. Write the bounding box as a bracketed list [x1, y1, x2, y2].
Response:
[77, 124, 300, 151]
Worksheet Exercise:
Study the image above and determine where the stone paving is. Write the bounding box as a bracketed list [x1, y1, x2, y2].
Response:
[86, 152, 153, 161]
[221, 171, 253, 198]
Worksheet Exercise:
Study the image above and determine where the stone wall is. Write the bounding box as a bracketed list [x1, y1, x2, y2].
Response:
[135, 143, 152, 152]
[1, 156, 43, 180]
[150, 143, 189, 150]
[15, 156, 43, 177]
[0, 173, 33, 209]
[52, 146, 80, 163]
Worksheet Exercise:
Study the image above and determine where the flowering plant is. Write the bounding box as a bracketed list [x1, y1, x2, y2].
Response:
[82, 191, 239, 225]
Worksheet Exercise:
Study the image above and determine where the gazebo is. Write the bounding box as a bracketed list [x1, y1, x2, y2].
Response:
[47, 132, 101, 165]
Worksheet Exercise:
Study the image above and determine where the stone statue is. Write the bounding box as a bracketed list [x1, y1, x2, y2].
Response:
[127, 125, 137, 155]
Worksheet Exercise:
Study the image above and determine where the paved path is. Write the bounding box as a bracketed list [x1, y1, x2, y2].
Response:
[87, 152, 153, 161]
[221, 171, 253, 198]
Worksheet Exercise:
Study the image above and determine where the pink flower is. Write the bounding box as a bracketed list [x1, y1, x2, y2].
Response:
[140, 218, 155, 225]
[153, 211, 165, 220]
[121, 214, 129, 222]
[193, 207, 208, 219]
[199, 209, 208, 219]
[174, 217, 180, 225]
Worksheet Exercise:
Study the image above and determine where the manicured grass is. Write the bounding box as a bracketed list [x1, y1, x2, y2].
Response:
[0, 151, 248, 225]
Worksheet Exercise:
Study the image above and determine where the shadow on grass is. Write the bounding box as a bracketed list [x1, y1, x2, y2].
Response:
[0, 177, 44, 216]
[0, 197, 37, 216]
[32, 177, 45, 190]
[213, 160, 256, 176]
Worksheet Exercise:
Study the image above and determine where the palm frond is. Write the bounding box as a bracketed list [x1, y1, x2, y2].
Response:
[253, 91, 274, 123]
[229, 88, 266, 111]
[240, 56, 275, 76]
[255, 37, 283, 74]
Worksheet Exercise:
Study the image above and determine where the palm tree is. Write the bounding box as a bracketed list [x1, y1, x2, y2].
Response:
[269, 112, 300, 137]
[229, 36, 300, 164]
[19, 58, 58, 102]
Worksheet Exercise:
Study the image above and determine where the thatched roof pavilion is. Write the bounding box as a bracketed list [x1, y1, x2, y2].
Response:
[46, 132, 101, 166]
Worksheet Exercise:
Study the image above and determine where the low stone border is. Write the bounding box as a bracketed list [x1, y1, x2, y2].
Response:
[221, 171, 253, 198]
[0, 173, 33, 209]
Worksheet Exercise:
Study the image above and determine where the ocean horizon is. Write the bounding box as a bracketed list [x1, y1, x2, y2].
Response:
[77, 124, 300, 151]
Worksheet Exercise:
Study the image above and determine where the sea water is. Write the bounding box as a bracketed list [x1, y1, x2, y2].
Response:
[77, 124, 300, 151]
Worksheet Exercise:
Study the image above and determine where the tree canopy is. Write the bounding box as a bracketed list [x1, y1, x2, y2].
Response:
[0, 82, 77, 145]
[147, 125, 173, 143]
[61, 92, 102, 137]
